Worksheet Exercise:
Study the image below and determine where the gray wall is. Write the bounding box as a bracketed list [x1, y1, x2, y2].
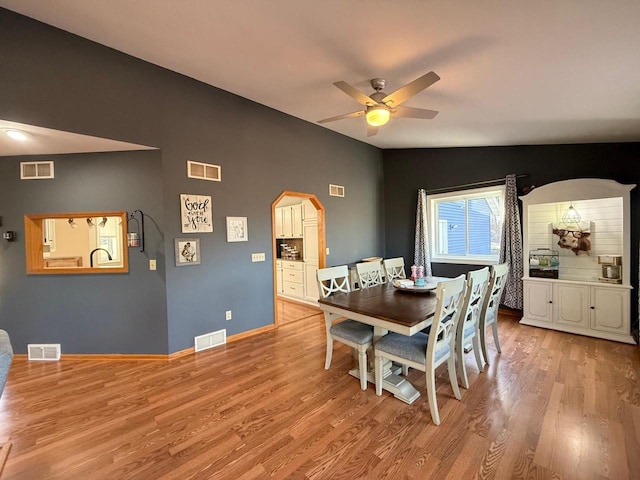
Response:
[0, 9, 384, 354]
[0, 150, 169, 353]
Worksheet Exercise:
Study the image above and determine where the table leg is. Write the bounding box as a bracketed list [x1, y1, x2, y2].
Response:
[347, 326, 421, 404]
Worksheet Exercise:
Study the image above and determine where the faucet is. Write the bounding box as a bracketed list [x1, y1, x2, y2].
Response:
[90, 248, 112, 267]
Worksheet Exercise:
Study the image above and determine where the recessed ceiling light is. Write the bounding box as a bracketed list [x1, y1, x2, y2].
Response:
[3, 129, 29, 141]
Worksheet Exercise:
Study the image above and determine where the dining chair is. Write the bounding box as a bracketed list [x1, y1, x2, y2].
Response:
[374, 274, 467, 425]
[355, 261, 385, 289]
[479, 263, 509, 365]
[456, 266, 490, 389]
[317, 265, 373, 390]
[383, 257, 406, 280]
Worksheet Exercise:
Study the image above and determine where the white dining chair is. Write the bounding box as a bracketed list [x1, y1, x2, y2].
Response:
[317, 265, 373, 390]
[456, 266, 490, 389]
[355, 261, 385, 289]
[479, 263, 509, 365]
[374, 274, 467, 425]
[383, 257, 406, 280]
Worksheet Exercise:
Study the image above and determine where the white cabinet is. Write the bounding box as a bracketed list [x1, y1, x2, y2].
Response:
[276, 260, 283, 294]
[523, 280, 553, 324]
[553, 283, 590, 330]
[591, 286, 630, 335]
[282, 261, 304, 299]
[521, 279, 633, 343]
[304, 263, 319, 302]
[275, 205, 303, 238]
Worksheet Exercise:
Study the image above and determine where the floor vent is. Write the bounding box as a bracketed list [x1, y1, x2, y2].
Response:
[20, 161, 54, 179]
[195, 329, 226, 352]
[329, 184, 345, 197]
[28, 344, 61, 361]
[187, 160, 221, 182]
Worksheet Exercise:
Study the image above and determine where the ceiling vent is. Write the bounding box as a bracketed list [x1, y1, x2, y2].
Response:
[20, 161, 54, 180]
[27, 343, 61, 361]
[194, 329, 226, 352]
[187, 160, 221, 182]
[329, 184, 345, 197]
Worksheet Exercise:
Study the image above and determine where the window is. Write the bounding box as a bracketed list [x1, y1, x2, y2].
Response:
[428, 185, 505, 264]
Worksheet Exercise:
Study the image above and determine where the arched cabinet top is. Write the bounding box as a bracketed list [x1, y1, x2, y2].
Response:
[520, 178, 636, 205]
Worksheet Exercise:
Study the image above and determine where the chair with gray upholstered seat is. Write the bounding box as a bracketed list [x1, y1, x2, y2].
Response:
[374, 274, 467, 425]
[317, 265, 373, 390]
[0, 329, 14, 472]
[456, 266, 490, 389]
[383, 257, 406, 281]
[479, 263, 509, 365]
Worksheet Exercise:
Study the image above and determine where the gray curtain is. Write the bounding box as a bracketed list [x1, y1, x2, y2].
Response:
[414, 188, 433, 277]
[499, 174, 524, 309]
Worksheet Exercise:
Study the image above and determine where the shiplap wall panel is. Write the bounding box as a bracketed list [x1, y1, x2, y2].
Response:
[527, 198, 623, 281]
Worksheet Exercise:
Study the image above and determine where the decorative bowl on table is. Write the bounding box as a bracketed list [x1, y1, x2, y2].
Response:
[362, 256, 383, 263]
[392, 278, 438, 293]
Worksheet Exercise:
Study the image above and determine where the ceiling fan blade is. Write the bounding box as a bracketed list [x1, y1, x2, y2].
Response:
[317, 110, 364, 124]
[367, 124, 379, 137]
[392, 105, 439, 120]
[381, 71, 440, 107]
[333, 81, 378, 106]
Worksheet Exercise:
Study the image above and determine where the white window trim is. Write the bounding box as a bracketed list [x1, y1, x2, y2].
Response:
[427, 184, 506, 265]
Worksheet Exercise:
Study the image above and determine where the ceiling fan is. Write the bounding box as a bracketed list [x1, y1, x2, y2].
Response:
[317, 71, 440, 137]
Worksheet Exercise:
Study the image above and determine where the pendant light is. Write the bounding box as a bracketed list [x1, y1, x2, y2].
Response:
[562, 202, 581, 225]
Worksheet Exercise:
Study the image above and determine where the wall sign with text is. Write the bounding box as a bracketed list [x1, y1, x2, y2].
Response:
[180, 194, 213, 233]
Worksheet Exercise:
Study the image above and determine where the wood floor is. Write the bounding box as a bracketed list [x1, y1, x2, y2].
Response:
[1, 314, 639, 479]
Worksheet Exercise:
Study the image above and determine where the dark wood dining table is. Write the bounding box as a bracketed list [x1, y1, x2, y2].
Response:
[318, 281, 442, 404]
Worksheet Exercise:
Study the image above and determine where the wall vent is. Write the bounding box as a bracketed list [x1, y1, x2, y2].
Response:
[20, 161, 54, 180]
[194, 329, 226, 352]
[28, 343, 61, 361]
[329, 184, 345, 197]
[187, 160, 221, 182]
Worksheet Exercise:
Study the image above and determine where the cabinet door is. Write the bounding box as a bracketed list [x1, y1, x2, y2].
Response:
[591, 287, 630, 334]
[523, 280, 553, 323]
[303, 221, 318, 262]
[282, 207, 293, 237]
[304, 262, 319, 301]
[275, 207, 285, 238]
[276, 267, 283, 293]
[553, 283, 590, 330]
[291, 204, 303, 238]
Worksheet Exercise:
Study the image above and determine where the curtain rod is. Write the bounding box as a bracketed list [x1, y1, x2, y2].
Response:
[425, 174, 528, 194]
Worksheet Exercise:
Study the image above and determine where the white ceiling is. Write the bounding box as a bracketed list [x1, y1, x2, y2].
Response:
[0, 119, 156, 157]
[2, 0, 640, 149]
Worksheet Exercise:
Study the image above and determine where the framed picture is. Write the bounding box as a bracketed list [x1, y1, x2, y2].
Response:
[226, 216, 248, 242]
[175, 238, 201, 266]
[180, 193, 213, 233]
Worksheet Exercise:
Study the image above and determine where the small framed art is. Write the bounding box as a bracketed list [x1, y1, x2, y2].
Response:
[226, 216, 248, 242]
[175, 238, 201, 266]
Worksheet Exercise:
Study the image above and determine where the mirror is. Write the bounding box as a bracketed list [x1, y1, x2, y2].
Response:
[25, 212, 129, 274]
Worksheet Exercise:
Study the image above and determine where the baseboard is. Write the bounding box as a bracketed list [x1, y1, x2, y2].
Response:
[11, 324, 278, 361]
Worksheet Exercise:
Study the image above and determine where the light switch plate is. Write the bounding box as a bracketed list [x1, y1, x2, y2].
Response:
[149, 259, 157, 270]
[225, 310, 232, 321]
[251, 253, 266, 262]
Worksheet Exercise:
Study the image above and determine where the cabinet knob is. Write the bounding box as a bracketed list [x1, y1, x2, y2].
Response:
[590, 306, 595, 309]
[548, 301, 553, 304]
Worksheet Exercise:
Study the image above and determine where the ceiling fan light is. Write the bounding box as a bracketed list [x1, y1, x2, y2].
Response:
[366, 106, 390, 127]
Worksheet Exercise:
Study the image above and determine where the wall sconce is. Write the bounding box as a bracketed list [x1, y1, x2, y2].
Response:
[68, 218, 78, 228]
[127, 210, 145, 252]
[2, 231, 15, 242]
[98, 217, 108, 228]
[86, 218, 95, 228]
[562, 202, 582, 225]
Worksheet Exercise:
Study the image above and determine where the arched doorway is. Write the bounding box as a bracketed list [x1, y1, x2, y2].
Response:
[271, 191, 326, 326]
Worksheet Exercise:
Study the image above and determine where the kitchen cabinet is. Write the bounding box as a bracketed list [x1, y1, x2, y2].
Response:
[276, 260, 283, 294]
[521, 279, 633, 343]
[275, 204, 303, 238]
[282, 260, 304, 299]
